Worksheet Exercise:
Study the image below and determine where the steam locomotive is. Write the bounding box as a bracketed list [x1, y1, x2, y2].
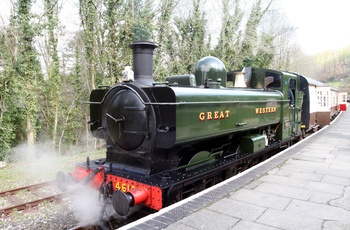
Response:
[57, 41, 339, 217]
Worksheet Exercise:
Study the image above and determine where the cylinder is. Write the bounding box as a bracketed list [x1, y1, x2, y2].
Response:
[129, 41, 158, 85]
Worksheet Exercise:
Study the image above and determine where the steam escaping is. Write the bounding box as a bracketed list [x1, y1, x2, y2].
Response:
[9, 141, 63, 184]
[69, 184, 131, 227]
[8, 140, 100, 182]
[12, 141, 56, 161]
[67, 182, 144, 227]
[70, 185, 103, 224]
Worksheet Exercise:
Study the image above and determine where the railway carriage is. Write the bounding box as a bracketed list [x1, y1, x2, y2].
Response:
[316, 85, 340, 126]
[339, 92, 347, 111]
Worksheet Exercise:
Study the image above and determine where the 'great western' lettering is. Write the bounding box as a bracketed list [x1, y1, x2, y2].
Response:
[199, 110, 230, 121]
[255, 107, 277, 115]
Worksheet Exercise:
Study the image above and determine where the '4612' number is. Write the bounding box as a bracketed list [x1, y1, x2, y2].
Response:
[115, 182, 135, 192]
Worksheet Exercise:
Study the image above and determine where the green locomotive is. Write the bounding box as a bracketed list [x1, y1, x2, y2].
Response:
[58, 41, 309, 216]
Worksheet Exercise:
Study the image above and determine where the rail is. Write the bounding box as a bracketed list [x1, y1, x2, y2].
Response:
[0, 181, 64, 216]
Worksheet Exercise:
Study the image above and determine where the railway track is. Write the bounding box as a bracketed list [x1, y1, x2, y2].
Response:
[0, 181, 65, 216]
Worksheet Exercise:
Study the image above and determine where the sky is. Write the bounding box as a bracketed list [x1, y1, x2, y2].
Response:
[1, 0, 350, 55]
[278, 0, 350, 54]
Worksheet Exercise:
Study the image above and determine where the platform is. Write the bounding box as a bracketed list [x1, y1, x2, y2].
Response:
[121, 110, 350, 230]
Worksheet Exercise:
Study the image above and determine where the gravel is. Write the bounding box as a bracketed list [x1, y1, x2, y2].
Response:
[0, 188, 111, 229]
[0, 201, 78, 230]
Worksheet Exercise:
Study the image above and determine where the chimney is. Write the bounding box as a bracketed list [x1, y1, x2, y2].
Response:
[129, 41, 158, 85]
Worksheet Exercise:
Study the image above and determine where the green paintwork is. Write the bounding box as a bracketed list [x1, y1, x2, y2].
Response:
[166, 74, 197, 87]
[171, 87, 284, 145]
[240, 134, 266, 153]
[194, 56, 227, 87]
[276, 72, 304, 141]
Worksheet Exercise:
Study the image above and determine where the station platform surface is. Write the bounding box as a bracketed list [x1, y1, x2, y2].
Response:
[121, 110, 350, 230]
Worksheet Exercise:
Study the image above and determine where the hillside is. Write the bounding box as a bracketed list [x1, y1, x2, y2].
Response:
[290, 46, 350, 93]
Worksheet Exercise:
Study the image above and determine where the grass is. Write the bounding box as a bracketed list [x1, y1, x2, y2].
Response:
[328, 81, 342, 88]
[0, 149, 105, 192]
[15, 190, 37, 203]
[0, 197, 8, 207]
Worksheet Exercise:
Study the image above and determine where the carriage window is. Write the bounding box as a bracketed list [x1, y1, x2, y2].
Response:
[317, 89, 329, 107]
[342, 94, 347, 102]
